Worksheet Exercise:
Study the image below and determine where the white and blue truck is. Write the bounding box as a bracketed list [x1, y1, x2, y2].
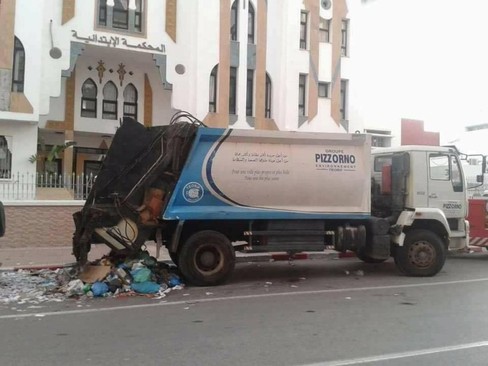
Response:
[72, 112, 484, 285]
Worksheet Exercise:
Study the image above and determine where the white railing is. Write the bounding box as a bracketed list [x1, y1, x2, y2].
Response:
[0, 172, 96, 200]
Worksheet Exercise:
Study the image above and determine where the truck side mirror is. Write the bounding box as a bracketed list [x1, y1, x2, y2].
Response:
[477, 175, 483, 183]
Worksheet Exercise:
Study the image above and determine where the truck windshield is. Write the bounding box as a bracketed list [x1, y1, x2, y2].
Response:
[429, 154, 463, 192]
[451, 155, 463, 192]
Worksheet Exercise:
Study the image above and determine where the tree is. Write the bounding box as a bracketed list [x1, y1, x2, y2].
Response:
[29, 138, 76, 174]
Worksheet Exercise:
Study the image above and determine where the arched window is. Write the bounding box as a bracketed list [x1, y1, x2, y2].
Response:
[230, 0, 238, 41]
[123, 83, 138, 120]
[229, 67, 237, 115]
[12, 37, 25, 93]
[209, 65, 218, 112]
[265, 73, 272, 118]
[246, 69, 254, 116]
[248, 3, 255, 44]
[113, 0, 129, 30]
[0, 136, 12, 179]
[102, 81, 118, 120]
[81, 78, 98, 118]
[98, 0, 107, 26]
[134, 0, 143, 32]
[98, 0, 143, 32]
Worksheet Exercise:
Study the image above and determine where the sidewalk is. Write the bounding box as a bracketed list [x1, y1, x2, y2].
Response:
[0, 243, 353, 271]
[0, 243, 169, 271]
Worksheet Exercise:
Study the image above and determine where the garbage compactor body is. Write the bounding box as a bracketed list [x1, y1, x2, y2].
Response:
[73, 115, 455, 285]
[164, 128, 371, 221]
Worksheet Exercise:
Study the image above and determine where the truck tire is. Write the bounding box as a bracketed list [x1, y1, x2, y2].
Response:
[356, 248, 387, 264]
[178, 230, 235, 286]
[0, 201, 5, 237]
[394, 229, 446, 277]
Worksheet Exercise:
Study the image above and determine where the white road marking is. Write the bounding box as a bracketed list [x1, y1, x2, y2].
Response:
[301, 341, 488, 365]
[0, 277, 488, 320]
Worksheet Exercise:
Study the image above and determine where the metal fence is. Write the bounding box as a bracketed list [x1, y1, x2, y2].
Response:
[0, 172, 96, 200]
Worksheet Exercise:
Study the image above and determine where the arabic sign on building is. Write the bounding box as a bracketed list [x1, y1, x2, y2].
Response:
[71, 30, 166, 53]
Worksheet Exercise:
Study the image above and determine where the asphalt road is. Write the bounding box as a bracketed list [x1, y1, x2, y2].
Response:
[2, 253, 488, 366]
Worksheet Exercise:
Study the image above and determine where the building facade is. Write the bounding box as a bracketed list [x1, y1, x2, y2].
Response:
[0, 0, 353, 186]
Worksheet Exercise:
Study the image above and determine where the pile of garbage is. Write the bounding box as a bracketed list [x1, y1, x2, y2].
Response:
[0, 251, 184, 305]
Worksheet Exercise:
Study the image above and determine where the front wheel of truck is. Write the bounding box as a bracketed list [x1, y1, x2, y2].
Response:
[178, 230, 235, 286]
[394, 229, 446, 277]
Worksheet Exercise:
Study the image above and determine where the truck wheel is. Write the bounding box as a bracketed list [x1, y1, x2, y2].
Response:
[178, 230, 235, 286]
[356, 249, 387, 264]
[0, 201, 5, 237]
[394, 229, 446, 277]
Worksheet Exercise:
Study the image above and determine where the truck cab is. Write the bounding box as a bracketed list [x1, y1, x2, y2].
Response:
[371, 146, 473, 252]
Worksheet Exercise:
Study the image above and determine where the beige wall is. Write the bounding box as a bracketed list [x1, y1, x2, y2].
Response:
[144, 73, 153, 127]
[204, 0, 231, 128]
[166, 0, 178, 42]
[0, 0, 34, 113]
[0, 0, 16, 69]
[62, 0, 76, 25]
[0, 205, 81, 248]
[254, 0, 277, 131]
[330, 0, 348, 125]
[36, 188, 75, 200]
[305, 0, 319, 122]
[10, 92, 34, 113]
[46, 71, 76, 174]
[76, 153, 102, 175]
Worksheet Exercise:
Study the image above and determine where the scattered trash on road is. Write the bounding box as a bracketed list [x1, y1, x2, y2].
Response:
[0, 250, 184, 304]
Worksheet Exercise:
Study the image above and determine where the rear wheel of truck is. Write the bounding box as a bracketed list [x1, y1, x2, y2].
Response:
[394, 229, 446, 277]
[178, 230, 235, 286]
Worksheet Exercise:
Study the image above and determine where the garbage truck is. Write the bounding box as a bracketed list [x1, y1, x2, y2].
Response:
[72, 112, 485, 286]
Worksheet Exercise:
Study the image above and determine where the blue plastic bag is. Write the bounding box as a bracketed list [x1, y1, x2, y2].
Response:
[168, 274, 182, 288]
[131, 281, 161, 294]
[130, 268, 152, 283]
[91, 281, 109, 297]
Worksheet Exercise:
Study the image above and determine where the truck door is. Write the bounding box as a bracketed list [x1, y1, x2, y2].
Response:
[428, 153, 466, 226]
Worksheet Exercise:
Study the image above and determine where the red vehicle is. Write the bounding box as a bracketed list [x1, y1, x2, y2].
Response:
[467, 198, 488, 249]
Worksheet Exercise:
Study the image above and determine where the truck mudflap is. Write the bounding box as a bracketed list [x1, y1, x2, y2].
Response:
[72, 113, 204, 264]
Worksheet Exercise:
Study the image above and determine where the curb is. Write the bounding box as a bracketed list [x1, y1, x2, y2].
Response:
[468, 246, 485, 253]
[0, 261, 174, 273]
[0, 251, 356, 272]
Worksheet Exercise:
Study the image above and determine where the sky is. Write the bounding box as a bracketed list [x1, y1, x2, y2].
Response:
[350, 0, 488, 150]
